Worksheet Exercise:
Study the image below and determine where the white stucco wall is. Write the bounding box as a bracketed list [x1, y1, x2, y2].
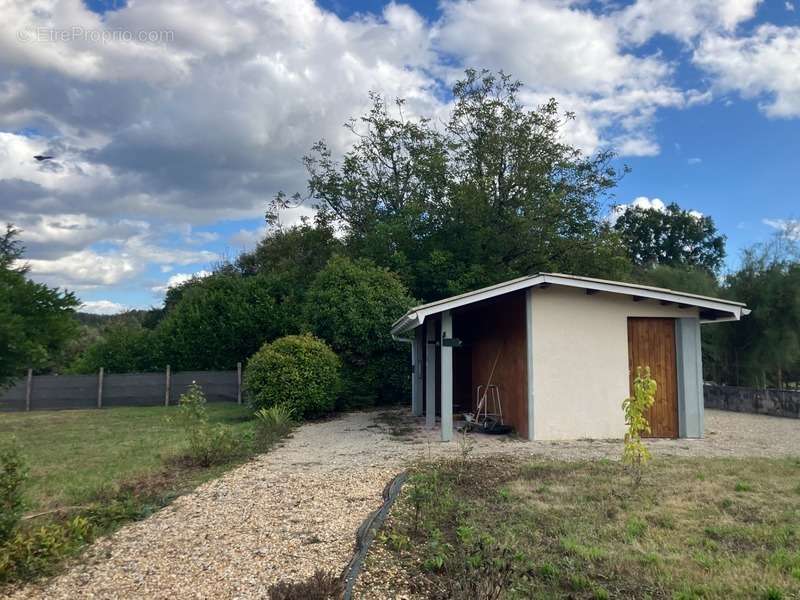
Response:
[530, 286, 699, 440]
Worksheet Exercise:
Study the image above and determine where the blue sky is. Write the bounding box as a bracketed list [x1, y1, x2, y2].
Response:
[1, 0, 799, 313]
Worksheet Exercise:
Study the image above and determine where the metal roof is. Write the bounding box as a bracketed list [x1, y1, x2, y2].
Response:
[391, 272, 748, 336]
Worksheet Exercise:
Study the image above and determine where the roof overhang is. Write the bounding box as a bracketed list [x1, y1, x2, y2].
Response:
[391, 272, 748, 337]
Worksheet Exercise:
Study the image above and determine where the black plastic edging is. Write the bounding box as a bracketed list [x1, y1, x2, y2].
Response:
[341, 470, 409, 600]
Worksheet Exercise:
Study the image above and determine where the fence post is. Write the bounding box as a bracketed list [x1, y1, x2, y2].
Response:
[165, 365, 171, 407]
[97, 367, 104, 409]
[25, 368, 32, 412]
[237, 362, 242, 405]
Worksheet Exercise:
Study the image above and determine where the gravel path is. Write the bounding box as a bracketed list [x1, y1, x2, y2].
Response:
[8, 409, 799, 599]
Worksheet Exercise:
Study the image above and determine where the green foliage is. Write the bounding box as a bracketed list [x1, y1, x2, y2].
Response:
[304, 256, 416, 407]
[622, 366, 656, 486]
[0, 516, 92, 583]
[285, 69, 630, 302]
[613, 202, 726, 272]
[244, 334, 341, 418]
[173, 383, 240, 467]
[0, 225, 79, 385]
[0, 438, 27, 543]
[252, 406, 295, 452]
[155, 273, 292, 371]
[69, 323, 161, 374]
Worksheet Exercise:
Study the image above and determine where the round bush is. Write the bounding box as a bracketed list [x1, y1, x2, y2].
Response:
[244, 334, 341, 418]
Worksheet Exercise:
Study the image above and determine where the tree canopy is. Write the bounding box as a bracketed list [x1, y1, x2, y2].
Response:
[275, 69, 630, 301]
[0, 226, 79, 386]
[613, 202, 726, 272]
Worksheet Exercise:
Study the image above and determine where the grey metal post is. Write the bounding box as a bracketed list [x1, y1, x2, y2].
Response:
[440, 310, 453, 442]
[165, 365, 171, 407]
[425, 318, 436, 429]
[97, 367, 104, 409]
[25, 368, 32, 412]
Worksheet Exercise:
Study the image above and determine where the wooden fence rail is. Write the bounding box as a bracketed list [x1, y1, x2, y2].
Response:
[0, 364, 243, 412]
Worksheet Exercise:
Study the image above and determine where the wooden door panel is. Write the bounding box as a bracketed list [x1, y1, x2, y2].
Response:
[627, 318, 679, 438]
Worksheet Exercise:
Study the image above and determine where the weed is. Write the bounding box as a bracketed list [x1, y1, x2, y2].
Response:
[625, 516, 647, 541]
[268, 569, 344, 600]
[735, 481, 753, 492]
[253, 405, 294, 452]
[172, 383, 241, 467]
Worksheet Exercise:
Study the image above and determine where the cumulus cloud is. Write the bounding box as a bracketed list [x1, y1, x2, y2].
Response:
[763, 218, 800, 240]
[694, 25, 800, 117]
[615, 0, 761, 44]
[80, 299, 128, 315]
[0, 0, 786, 301]
[151, 270, 212, 294]
[609, 196, 703, 224]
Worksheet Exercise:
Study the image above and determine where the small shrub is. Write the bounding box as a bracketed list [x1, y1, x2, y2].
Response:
[735, 481, 753, 493]
[622, 365, 656, 486]
[244, 334, 341, 418]
[0, 516, 92, 583]
[173, 383, 240, 467]
[267, 569, 344, 600]
[253, 405, 295, 452]
[0, 437, 27, 543]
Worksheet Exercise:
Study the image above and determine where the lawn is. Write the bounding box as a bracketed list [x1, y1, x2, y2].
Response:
[363, 455, 800, 599]
[0, 403, 253, 512]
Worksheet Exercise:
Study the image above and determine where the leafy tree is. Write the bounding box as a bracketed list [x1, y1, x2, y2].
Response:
[69, 323, 161, 374]
[236, 219, 342, 294]
[279, 70, 630, 301]
[304, 256, 417, 407]
[0, 225, 79, 385]
[715, 240, 800, 389]
[613, 202, 726, 272]
[156, 273, 293, 371]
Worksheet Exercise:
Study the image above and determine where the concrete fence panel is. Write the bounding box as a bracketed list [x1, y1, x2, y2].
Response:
[704, 384, 800, 419]
[0, 369, 240, 412]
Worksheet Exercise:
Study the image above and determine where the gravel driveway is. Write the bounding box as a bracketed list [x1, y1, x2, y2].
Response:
[8, 409, 799, 599]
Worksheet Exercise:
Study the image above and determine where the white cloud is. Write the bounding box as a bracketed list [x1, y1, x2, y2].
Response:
[609, 196, 703, 223]
[787, 2, 795, 11]
[615, 0, 762, 44]
[763, 218, 800, 240]
[694, 25, 800, 117]
[687, 157, 702, 165]
[151, 270, 212, 294]
[229, 227, 267, 249]
[23, 249, 137, 287]
[80, 299, 128, 315]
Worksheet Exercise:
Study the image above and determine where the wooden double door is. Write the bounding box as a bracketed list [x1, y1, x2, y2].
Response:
[627, 317, 679, 438]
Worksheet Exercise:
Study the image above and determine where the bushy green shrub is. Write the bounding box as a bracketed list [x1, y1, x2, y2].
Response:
[0, 438, 27, 543]
[303, 256, 416, 408]
[173, 383, 241, 466]
[0, 516, 92, 583]
[69, 323, 161, 374]
[244, 334, 341, 418]
[253, 406, 295, 452]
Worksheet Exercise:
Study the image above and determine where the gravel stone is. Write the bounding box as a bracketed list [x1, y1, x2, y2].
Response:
[7, 408, 798, 599]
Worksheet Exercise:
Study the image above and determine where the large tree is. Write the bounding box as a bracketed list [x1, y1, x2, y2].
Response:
[0, 225, 79, 385]
[275, 70, 630, 301]
[613, 202, 726, 272]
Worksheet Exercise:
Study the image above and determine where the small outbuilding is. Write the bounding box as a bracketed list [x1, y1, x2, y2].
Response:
[391, 273, 748, 442]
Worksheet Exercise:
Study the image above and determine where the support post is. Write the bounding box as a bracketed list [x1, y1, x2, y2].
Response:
[25, 368, 32, 412]
[236, 362, 242, 405]
[440, 310, 453, 442]
[97, 367, 104, 409]
[425, 318, 436, 429]
[164, 365, 171, 407]
[411, 327, 423, 416]
[525, 289, 535, 440]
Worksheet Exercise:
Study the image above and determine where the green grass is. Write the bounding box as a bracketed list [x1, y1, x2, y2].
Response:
[0, 404, 254, 512]
[372, 456, 800, 599]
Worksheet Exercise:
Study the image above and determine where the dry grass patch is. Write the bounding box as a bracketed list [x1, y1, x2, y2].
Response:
[361, 456, 800, 599]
